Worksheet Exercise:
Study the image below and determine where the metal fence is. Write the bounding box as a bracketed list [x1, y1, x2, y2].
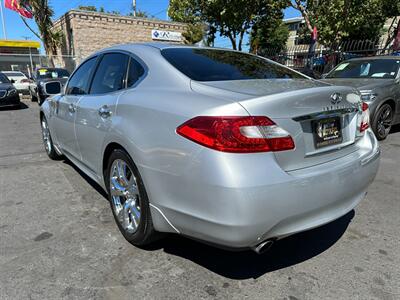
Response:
[3, 39, 399, 79]
[259, 40, 400, 77]
[0, 53, 83, 77]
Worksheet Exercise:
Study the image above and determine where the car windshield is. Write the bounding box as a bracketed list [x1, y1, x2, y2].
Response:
[161, 48, 305, 81]
[36, 68, 70, 79]
[327, 59, 400, 79]
[0, 73, 10, 83]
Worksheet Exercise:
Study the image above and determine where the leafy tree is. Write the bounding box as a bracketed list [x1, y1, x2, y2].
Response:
[135, 10, 148, 18]
[250, 21, 289, 53]
[168, 0, 200, 23]
[108, 10, 121, 16]
[198, 0, 274, 51]
[169, 0, 281, 51]
[19, 0, 63, 66]
[382, 0, 400, 49]
[250, 2, 288, 53]
[78, 4, 150, 18]
[168, 0, 204, 45]
[182, 23, 205, 44]
[288, 0, 399, 46]
[78, 5, 97, 12]
[127, 9, 150, 18]
[287, 0, 312, 32]
[310, 0, 387, 44]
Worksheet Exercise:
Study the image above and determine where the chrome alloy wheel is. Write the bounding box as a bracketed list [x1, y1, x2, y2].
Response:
[377, 105, 393, 138]
[110, 159, 141, 233]
[41, 118, 52, 154]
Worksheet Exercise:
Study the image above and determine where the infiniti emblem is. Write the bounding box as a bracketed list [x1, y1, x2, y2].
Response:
[330, 93, 342, 105]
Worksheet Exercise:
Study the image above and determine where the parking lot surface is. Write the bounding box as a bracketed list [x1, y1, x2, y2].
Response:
[0, 101, 399, 300]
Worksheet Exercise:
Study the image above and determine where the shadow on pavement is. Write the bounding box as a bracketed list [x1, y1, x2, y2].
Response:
[61, 155, 355, 280]
[62, 159, 109, 200]
[145, 210, 355, 279]
[0, 102, 29, 111]
[389, 124, 400, 135]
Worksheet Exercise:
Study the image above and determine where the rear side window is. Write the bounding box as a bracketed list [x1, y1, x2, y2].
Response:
[66, 57, 97, 95]
[90, 53, 129, 94]
[0, 73, 10, 83]
[4, 72, 24, 77]
[161, 48, 305, 81]
[127, 58, 145, 87]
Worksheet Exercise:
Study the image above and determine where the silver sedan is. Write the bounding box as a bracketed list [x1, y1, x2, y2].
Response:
[40, 43, 380, 253]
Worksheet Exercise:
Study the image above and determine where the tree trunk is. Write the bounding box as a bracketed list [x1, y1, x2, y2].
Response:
[228, 32, 237, 50]
[291, 0, 314, 34]
[393, 19, 400, 51]
[238, 30, 245, 52]
[44, 44, 55, 67]
[384, 17, 399, 50]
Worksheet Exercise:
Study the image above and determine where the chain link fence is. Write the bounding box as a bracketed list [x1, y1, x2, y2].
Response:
[0, 53, 83, 77]
[258, 39, 400, 78]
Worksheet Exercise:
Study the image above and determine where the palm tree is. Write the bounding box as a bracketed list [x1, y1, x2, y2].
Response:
[19, 0, 62, 66]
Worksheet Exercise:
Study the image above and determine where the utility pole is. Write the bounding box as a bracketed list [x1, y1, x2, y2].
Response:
[132, 0, 136, 17]
[0, 0, 7, 39]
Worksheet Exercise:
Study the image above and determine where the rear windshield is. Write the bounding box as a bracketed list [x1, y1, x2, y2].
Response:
[4, 72, 24, 77]
[36, 68, 70, 79]
[327, 59, 400, 79]
[161, 48, 305, 81]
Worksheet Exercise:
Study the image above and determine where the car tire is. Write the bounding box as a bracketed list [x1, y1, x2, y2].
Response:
[30, 92, 37, 102]
[40, 116, 62, 160]
[38, 96, 44, 106]
[372, 103, 393, 140]
[105, 149, 159, 246]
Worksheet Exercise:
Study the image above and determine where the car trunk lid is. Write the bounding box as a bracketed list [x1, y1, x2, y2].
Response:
[191, 79, 362, 171]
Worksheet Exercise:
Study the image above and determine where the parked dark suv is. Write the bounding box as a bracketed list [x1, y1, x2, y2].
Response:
[30, 67, 70, 105]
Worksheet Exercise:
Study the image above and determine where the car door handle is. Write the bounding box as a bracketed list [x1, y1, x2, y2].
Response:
[68, 103, 76, 113]
[98, 105, 112, 118]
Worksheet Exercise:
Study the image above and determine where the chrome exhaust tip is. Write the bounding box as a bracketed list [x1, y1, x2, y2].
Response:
[253, 239, 274, 254]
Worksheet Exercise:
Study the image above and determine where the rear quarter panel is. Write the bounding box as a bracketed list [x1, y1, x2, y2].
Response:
[110, 86, 248, 177]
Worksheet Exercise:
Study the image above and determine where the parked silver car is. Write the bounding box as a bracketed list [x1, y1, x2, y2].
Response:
[322, 57, 400, 140]
[40, 44, 380, 253]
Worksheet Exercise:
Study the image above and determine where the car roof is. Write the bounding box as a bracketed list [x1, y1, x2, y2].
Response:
[347, 56, 400, 61]
[35, 67, 68, 70]
[2, 71, 24, 74]
[96, 42, 232, 55]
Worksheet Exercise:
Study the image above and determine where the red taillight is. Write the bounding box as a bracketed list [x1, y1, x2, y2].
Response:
[176, 116, 295, 153]
[360, 102, 370, 133]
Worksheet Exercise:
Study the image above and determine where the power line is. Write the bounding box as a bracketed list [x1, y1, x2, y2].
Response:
[153, 8, 167, 16]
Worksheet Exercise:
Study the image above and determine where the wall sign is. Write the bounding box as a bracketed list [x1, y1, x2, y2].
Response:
[151, 30, 182, 42]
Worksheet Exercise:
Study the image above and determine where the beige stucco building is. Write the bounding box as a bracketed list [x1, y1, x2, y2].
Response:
[52, 9, 187, 69]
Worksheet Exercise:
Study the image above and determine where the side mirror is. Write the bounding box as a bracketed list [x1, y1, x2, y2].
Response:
[44, 81, 62, 95]
[10, 79, 15, 84]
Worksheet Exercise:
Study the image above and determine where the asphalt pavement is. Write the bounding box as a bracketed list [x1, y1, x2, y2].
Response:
[0, 100, 399, 300]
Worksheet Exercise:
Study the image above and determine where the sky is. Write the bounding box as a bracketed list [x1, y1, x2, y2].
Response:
[0, 0, 300, 52]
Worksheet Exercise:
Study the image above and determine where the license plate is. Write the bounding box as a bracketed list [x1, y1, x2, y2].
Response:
[312, 117, 342, 148]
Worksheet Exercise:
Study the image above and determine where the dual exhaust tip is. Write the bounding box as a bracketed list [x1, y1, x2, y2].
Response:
[252, 239, 274, 254]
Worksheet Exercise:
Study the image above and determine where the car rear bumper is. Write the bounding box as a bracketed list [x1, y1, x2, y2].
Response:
[13, 84, 30, 94]
[147, 129, 380, 249]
